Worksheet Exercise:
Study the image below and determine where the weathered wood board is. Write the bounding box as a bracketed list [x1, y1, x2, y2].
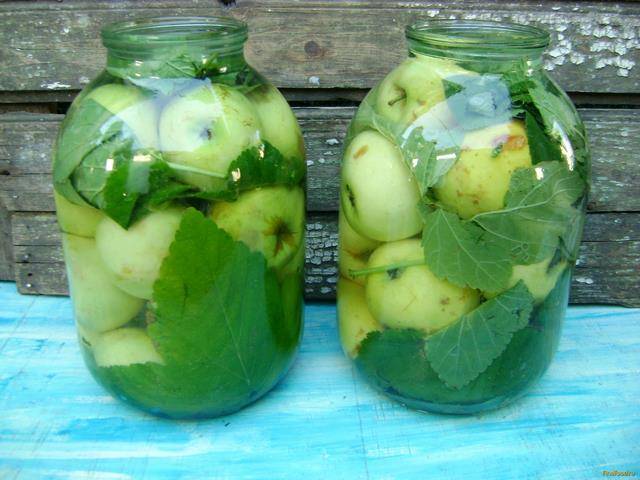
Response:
[8, 210, 640, 306]
[1, 107, 639, 305]
[1, 108, 638, 213]
[1, 1, 639, 95]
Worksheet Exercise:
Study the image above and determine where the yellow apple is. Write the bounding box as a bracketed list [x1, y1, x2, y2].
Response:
[95, 208, 184, 299]
[365, 239, 480, 333]
[434, 120, 532, 219]
[484, 257, 567, 303]
[93, 327, 164, 367]
[54, 191, 103, 237]
[376, 55, 473, 127]
[340, 130, 422, 241]
[63, 233, 144, 332]
[337, 278, 383, 358]
[158, 83, 261, 191]
[247, 84, 305, 160]
[338, 210, 380, 285]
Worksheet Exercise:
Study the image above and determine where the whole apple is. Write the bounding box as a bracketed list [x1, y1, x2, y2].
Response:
[376, 55, 473, 127]
[210, 186, 305, 270]
[63, 233, 144, 332]
[247, 84, 304, 160]
[434, 120, 532, 219]
[340, 130, 422, 241]
[159, 82, 261, 191]
[95, 207, 184, 299]
[337, 278, 382, 358]
[365, 239, 480, 333]
[93, 327, 164, 367]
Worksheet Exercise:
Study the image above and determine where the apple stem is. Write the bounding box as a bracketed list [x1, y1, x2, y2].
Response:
[388, 92, 407, 107]
[165, 162, 227, 179]
[349, 259, 425, 278]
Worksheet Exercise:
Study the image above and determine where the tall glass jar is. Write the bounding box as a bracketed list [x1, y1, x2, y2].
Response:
[53, 17, 306, 418]
[337, 20, 590, 414]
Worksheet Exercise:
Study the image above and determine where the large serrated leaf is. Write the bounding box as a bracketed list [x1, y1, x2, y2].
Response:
[425, 281, 535, 389]
[422, 209, 512, 291]
[471, 162, 586, 264]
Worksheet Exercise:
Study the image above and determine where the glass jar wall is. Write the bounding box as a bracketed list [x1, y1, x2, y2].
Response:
[53, 17, 306, 418]
[337, 20, 590, 414]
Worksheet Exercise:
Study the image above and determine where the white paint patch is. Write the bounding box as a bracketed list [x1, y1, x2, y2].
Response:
[325, 138, 340, 146]
[308, 76, 320, 86]
[575, 277, 595, 285]
[41, 81, 71, 90]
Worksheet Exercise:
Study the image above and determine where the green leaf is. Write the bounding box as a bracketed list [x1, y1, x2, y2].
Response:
[401, 127, 459, 195]
[471, 162, 586, 264]
[421, 209, 512, 291]
[143, 208, 290, 413]
[71, 136, 135, 208]
[219, 141, 305, 198]
[525, 111, 563, 165]
[102, 156, 195, 228]
[53, 99, 122, 191]
[425, 281, 535, 389]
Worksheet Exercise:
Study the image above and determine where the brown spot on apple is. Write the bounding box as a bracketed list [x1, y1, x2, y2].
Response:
[354, 145, 369, 159]
[504, 135, 527, 151]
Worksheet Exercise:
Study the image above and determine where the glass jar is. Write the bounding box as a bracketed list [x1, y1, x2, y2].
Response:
[337, 20, 590, 414]
[53, 17, 306, 418]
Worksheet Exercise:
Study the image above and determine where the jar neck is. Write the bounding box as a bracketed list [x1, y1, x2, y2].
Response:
[406, 20, 549, 70]
[102, 16, 248, 78]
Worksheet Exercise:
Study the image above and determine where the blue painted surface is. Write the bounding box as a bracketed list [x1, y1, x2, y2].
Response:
[0, 281, 638, 480]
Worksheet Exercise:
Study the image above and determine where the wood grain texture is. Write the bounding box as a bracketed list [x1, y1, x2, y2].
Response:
[9, 211, 640, 306]
[1, 108, 638, 213]
[0, 284, 638, 479]
[1, 1, 639, 94]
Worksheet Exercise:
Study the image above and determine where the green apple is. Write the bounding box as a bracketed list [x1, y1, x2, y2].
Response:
[279, 237, 306, 279]
[376, 55, 472, 127]
[484, 257, 567, 303]
[210, 186, 305, 270]
[339, 209, 379, 254]
[365, 239, 480, 333]
[434, 120, 532, 219]
[86, 83, 160, 149]
[54, 191, 103, 237]
[76, 323, 101, 348]
[337, 278, 383, 358]
[340, 130, 422, 241]
[63, 233, 144, 332]
[338, 210, 380, 285]
[93, 327, 164, 367]
[158, 83, 261, 191]
[95, 208, 184, 299]
[247, 84, 305, 160]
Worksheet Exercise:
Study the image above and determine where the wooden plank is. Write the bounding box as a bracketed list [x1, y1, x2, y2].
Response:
[1, 1, 639, 94]
[1, 108, 638, 213]
[10, 211, 640, 307]
[0, 202, 12, 280]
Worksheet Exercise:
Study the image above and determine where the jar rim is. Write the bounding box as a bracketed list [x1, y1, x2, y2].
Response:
[101, 16, 248, 49]
[406, 19, 550, 53]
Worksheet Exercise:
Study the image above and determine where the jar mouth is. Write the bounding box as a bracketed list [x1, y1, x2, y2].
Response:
[101, 16, 248, 50]
[406, 20, 549, 59]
